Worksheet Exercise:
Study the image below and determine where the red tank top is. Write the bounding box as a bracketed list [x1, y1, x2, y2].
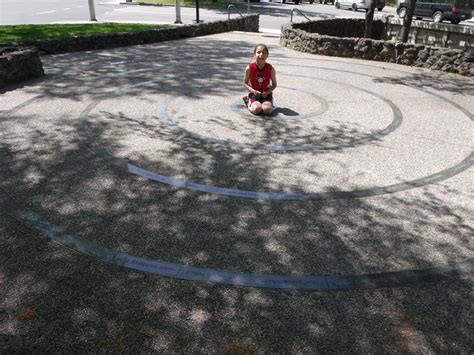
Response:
[249, 62, 273, 92]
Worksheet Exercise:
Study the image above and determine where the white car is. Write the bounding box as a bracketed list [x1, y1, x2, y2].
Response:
[335, 0, 385, 11]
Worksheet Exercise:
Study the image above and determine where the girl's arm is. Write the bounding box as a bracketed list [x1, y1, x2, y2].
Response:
[262, 67, 277, 98]
[243, 66, 261, 96]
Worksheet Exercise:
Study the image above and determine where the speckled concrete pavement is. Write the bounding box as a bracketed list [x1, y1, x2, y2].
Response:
[1, 32, 473, 352]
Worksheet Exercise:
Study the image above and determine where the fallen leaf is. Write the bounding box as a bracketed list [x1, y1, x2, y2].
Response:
[17, 307, 38, 320]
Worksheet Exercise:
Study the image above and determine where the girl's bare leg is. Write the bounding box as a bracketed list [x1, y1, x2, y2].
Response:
[262, 102, 273, 116]
[249, 102, 262, 115]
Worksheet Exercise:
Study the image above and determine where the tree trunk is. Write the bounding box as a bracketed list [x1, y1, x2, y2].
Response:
[400, 0, 417, 42]
[364, 0, 378, 38]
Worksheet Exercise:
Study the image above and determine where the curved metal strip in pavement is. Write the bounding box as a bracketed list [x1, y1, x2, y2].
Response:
[76, 91, 473, 201]
[0, 190, 472, 291]
[155, 77, 403, 152]
[77, 126, 473, 201]
[124, 154, 473, 200]
[280, 67, 473, 120]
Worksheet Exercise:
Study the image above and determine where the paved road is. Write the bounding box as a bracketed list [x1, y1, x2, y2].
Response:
[1, 31, 473, 352]
[0, 0, 116, 25]
[0, 0, 397, 30]
[2, 0, 473, 30]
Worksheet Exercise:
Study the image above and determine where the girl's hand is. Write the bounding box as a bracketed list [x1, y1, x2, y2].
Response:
[261, 91, 268, 98]
[253, 90, 261, 97]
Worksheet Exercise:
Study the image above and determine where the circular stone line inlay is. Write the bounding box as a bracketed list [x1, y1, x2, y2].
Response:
[155, 77, 404, 152]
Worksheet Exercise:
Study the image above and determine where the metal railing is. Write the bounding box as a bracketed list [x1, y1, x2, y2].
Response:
[290, 8, 311, 22]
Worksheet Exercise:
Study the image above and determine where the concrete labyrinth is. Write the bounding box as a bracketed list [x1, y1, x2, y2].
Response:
[0, 32, 473, 290]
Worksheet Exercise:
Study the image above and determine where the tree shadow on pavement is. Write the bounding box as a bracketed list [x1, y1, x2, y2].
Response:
[373, 72, 474, 96]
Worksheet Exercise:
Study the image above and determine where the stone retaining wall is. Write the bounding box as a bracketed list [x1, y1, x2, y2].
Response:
[8, 15, 259, 55]
[292, 18, 385, 40]
[0, 46, 44, 88]
[281, 19, 473, 77]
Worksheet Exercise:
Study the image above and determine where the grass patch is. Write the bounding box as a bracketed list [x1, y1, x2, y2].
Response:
[137, 0, 254, 10]
[0, 23, 174, 43]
